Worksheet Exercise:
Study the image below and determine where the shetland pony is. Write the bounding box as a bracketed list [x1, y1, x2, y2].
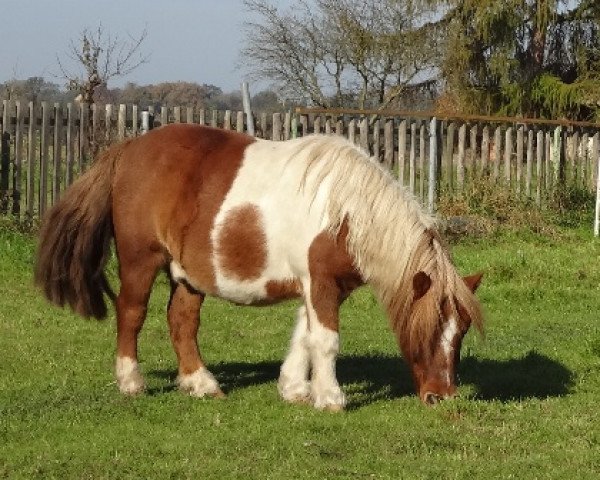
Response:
[35, 124, 483, 410]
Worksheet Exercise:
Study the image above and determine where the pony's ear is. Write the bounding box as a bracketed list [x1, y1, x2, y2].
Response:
[413, 271, 431, 300]
[463, 272, 483, 292]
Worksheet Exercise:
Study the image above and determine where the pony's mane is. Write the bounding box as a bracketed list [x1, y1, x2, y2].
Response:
[287, 134, 483, 349]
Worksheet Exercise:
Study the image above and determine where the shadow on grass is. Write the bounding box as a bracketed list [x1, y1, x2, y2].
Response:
[148, 350, 574, 406]
[458, 350, 575, 401]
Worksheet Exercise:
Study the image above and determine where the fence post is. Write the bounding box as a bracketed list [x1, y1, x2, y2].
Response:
[552, 126, 561, 184]
[242, 82, 255, 136]
[141, 111, 154, 134]
[428, 117, 438, 213]
[594, 132, 600, 236]
[291, 115, 298, 139]
[398, 119, 406, 184]
[504, 126, 513, 185]
[13, 101, 23, 216]
[0, 131, 9, 214]
[272, 113, 282, 141]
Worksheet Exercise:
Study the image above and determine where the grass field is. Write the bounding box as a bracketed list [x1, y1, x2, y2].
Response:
[1, 220, 599, 479]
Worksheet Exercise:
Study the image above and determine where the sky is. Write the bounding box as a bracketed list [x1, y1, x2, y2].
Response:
[0, 0, 293, 93]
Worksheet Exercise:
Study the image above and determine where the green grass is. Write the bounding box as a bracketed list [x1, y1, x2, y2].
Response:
[1, 222, 600, 479]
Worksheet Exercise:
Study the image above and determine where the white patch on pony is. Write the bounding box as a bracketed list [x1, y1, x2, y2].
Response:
[305, 295, 346, 411]
[440, 317, 459, 385]
[170, 261, 201, 291]
[209, 139, 333, 305]
[177, 367, 222, 397]
[115, 356, 145, 395]
[279, 305, 311, 403]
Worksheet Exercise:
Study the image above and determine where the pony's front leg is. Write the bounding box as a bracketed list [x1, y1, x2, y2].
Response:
[168, 282, 224, 398]
[306, 284, 346, 411]
[278, 305, 311, 404]
[308, 304, 346, 412]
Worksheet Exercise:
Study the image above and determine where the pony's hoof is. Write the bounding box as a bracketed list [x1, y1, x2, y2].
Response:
[322, 403, 344, 413]
[312, 388, 346, 412]
[118, 377, 145, 396]
[278, 377, 311, 405]
[115, 357, 145, 395]
[178, 368, 223, 398]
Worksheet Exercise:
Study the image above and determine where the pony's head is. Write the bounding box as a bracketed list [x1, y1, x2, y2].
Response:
[394, 271, 483, 405]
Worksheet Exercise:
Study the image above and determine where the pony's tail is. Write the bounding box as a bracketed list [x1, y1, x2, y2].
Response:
[34, 143, 123, 319]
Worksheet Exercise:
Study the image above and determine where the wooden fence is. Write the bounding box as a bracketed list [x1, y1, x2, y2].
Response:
[1, 100, 599, 221]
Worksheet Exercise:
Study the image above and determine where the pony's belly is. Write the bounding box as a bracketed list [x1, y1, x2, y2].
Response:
[215, 276, 303, 306]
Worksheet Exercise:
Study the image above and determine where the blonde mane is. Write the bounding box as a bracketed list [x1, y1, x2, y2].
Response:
[287, 134, 483, 348]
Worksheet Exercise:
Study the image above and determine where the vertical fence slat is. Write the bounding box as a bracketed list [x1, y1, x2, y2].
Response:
[457, 124, 466, 190]
[66, 103, 74, 187]
[526, 128, 533, 198]
[428, 118, 438, 213]
[132, 104, 139, 136]
[419, 121, 425, 200]
[516, 126, 524, 197]
[481, 125, 489, 176]
[118, 104, 126, 140]
[90, 103, 99, 156]
[359, 117, 369, 153]
[384, 119, 393, 171]
[571, 130, 579, 185]
[469, 124, 477, 178]
[545, 131, 552, 192]
[300, 115, 308, 137]
[536, 129, 543, 205]
[313, 115, 321, 134]
[372, 119, 380, 162]
[445, 122, 455, 190]
[284, 112, 291, 140]
[504, 127, 513, 185]
[236, 111, 244, 133]
[80, 103, 90, 170]
[398, 119, 407, 184]
[593, 132, 600, 193]
[223, 110, 232, 130]
[26, 102, 36, 217]
[409, 121, 416, 193]
[0, 131, 8, 215]
[173, 106, 181, 124]
[272, 113, 282, 141]
[348, 119, 356, 144]
[53, 103, 63, 204]
[492, 126, 501, 181]
[260, 112, 267, 138]
[552, 126, 561, 184]
[595, 134, 600, 236]
[161, 106, 168, 127]
[581, 132, 589, 187]
[39, 102, 50, 217]
[13, 101, 23, 216]
[325, 117, 332, 135]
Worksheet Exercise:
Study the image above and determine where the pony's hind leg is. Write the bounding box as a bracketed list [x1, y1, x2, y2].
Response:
[278, 305, 311, 404]
[168, 281, 224, 398]
[115, 252, 163, 395]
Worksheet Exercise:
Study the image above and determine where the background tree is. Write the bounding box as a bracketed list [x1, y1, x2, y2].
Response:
[242, 0, 441, 109]
[57, 25, 148, 104]
[437, 0, 600, 120]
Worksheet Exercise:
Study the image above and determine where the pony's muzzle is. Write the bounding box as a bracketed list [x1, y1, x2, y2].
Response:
[421, 391, 456, 405]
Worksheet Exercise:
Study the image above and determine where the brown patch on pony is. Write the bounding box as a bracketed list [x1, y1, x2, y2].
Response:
[308, 219, 364, 332]
[215, 204, 267, 281]
[111, 124, 256, 295]
[34, 142, 125, 319]
[265, 279, 302, 301]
